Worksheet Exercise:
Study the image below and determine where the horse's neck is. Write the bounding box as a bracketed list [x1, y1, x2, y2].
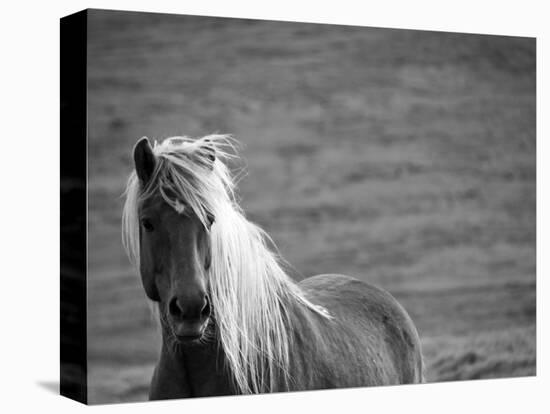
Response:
[153, 329, 236, 398]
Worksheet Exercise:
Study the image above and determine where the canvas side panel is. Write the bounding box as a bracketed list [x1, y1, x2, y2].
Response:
[60, 9, 88, 405]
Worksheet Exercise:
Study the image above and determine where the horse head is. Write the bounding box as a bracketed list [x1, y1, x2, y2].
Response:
[131, 137, 216, 343]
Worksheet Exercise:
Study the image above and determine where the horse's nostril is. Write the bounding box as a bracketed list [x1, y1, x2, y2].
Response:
[169, 297, 183, 317]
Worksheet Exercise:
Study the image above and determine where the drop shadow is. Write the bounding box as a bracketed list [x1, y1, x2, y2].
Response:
[37, 380, 59, 395]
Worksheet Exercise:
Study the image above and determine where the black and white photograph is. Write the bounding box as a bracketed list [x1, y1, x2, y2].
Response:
[60, 8, 538, 404]
[4, 1, 546, 412]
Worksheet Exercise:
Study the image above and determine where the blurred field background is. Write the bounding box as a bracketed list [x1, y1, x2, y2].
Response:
[86, 10, 536, 403]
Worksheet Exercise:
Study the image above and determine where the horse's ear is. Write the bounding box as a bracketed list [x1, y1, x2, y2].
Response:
[133, 137, 156, 184]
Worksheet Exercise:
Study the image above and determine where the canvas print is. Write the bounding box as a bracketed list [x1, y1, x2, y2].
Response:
[60, 9, 536, 404]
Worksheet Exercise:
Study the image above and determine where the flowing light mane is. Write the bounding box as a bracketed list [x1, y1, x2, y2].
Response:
[122, 134, 330, 394]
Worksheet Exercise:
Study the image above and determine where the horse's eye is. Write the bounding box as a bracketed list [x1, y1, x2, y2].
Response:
[207, 212, 215, 227]
[141, 218, 154, 232]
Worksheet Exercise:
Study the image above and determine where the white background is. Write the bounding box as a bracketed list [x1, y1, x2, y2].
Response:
[0, 0, 546, 412]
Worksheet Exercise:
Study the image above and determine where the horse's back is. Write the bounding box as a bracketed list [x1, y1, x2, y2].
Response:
[296, 274, 424, 386]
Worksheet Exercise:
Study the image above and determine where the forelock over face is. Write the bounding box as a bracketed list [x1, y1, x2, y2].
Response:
[131, 134, 236, 241]
[123, 134, 234, 296]
[141, 151, 213, 230]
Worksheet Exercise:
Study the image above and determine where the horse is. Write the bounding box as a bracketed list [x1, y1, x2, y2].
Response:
[122, 134, 424, 399]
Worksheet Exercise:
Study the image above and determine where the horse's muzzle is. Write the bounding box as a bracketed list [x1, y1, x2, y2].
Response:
[168, 293, 211, 342]
[172, 318, 208, 342]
